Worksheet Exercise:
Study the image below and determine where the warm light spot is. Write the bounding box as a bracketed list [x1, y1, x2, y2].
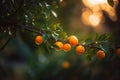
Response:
[89, 14, 100, 27]
[82, 0, 118, 29]
[81, 9, 102, 26]
[60, 0, 63, 2]
[101, 4, 117, 21]
[81, 9, 91, 25]
[87, 0, 107, 5]
[82, 0, 107, 7]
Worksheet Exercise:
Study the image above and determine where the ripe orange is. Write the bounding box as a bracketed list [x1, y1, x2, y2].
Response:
[35, 35, 43, 45]
[68, 35, 78, 46]
[75, 45, 85, 55]
[116, 48, 120, 56]
[63, 43, 71, 52]
[96, 50, 105, 59]
[62, 61, 70, 69]
[54, 41, 63, 50]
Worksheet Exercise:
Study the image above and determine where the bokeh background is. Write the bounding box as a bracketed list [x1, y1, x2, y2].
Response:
[0, 0, 120, 80]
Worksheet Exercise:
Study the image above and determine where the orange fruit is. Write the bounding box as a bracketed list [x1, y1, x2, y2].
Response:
[96, 50, 105, 59]
[62, 61, 70, 69]
[54, 41, 63, 50]
[75, 45, 85, 55]
[68, 35, 78, 46]
[63, 43, 71, 52]
[35, 35, 43, 45]
[116, 48, 120, 56]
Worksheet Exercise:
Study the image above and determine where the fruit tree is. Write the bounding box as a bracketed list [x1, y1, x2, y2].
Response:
[0, 0, 120, 80]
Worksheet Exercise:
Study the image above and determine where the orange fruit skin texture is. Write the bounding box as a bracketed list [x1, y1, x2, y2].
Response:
[35, 35, 43, 45]
[54, 41, 63, 50]
[62, 61, 70, 69]
[96, 50, 105, 59]
[63, 43, 71, 52]
[76, 45, 85, 55]
[69, 35, 78, 46]
[116, 48, 120, 56]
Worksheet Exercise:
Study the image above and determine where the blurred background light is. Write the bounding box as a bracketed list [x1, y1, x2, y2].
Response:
[82, 0, 118, 28]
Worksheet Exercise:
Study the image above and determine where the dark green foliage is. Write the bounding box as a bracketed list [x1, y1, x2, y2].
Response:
[107, 0, 114, 7]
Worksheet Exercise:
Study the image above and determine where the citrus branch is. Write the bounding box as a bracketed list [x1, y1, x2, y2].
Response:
[83, 44, 102, 50]
[21, 25, 43, 35]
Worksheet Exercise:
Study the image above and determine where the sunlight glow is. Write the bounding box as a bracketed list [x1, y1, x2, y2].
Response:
[81, 0, 118, 27]
[82, 0, 108, 7]
[81, 9, 91, 26]
[60, 0, 63, 3]
[89, 14, 100, 27]
[87, 0, 107, 5]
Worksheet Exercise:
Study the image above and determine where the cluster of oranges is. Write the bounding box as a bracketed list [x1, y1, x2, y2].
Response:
[34, 35, 120, 59]
[34, 35, 85, 54]
[54, 35, 106, 59]
[54, 35, 85, 54]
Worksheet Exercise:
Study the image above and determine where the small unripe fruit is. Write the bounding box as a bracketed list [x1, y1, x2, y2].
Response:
[76, 45, 85, 55]
[63, 43, 71, 52]
[96, 50, 105, 59]
[35, 35, 43, 45]
[62, 61, 70, 69]
[68, 35, 78, 46]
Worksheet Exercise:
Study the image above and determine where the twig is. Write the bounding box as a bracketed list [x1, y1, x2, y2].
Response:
[83, 44, 102, 50]
[0, 36, 12, 51]
[0, 28, 16, 51]
[20, 25, 44, 35]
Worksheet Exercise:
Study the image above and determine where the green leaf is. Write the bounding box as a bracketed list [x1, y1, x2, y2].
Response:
[43, 34, 50, 41]
[107, 0, 114, 7]
[99, 41, 109, 53]
[85, 38, 93, 44]
[51, 33, 58, 41]
[51, 24, 57, 30]
[97, 33, 108, 41]
[86, 54, 92, 61]
[95, 33, 99, 40]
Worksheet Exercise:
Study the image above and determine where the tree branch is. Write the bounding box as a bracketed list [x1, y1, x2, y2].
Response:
[20, 25, 44, 35]
[83, 44, 102, 50]
[0, 28, 16, 51]
[0, 36, 12, 51]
